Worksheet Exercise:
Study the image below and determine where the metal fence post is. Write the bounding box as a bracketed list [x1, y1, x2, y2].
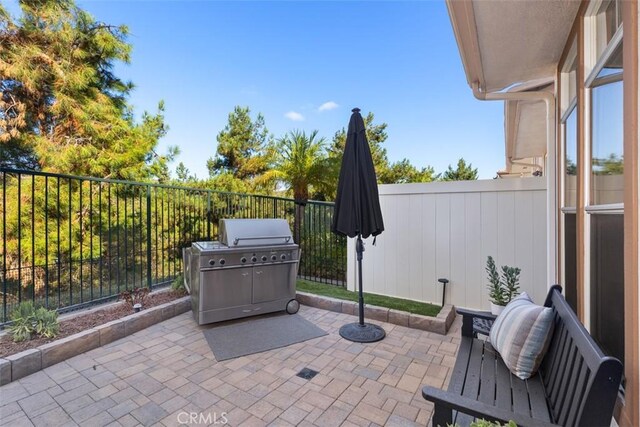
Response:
[207, 191, 212, 240]
[146, 185, 152, 289]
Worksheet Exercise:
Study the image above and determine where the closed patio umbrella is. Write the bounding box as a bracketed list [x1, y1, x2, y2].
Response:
[332, 107, 385, 342]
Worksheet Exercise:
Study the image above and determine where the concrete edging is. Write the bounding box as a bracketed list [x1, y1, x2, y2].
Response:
[0, 296, 191, 386]
[296, 291, 456, 335]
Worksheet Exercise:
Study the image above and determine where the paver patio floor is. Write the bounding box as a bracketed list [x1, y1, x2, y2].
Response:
[0, 305, 461, 427]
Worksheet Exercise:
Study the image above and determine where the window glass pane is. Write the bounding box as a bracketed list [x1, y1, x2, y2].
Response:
[564, 213, 577, 312]
[590, 214, 624, 364]
[595, 0, 621, 59]
[560, 39, 577, 113]
[564, 108, 577, 207]
[567, 66, 577, 102]
[596, 42, 623, 79]
[591, 80, 623, 204]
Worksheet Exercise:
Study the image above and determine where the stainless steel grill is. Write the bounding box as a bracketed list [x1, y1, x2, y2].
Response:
[185, 219, 300, 325]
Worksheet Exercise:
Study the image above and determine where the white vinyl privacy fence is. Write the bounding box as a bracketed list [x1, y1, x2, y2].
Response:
[346, 178, 548, 310]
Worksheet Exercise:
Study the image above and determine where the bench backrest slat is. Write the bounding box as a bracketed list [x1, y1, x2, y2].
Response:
[557, 349, 583, 425]
[553, 341, 578, 422]
[539, 286, 622, 427]
[549, 329, 573, 406]
[564, 358, 590, 426]
[542, 318, 568, 393]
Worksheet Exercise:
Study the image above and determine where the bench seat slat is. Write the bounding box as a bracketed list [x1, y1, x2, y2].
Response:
[449, 337, 476, 427]
[478, 340, 497, 405]
[449, 337, 472, 394]
[526, 374, 552, 422]
[510, 367, 531, 415]
[461, 339, 485, 399]
[494, 348, 513, 412]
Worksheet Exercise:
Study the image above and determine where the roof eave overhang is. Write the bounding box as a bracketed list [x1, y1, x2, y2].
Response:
[446, 0, 485, 90]
[446, 0, 580, 93]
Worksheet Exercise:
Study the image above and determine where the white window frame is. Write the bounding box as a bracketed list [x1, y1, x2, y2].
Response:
[582, 0, 623, 330]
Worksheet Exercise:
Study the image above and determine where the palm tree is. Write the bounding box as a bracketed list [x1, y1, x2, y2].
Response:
[273, 130, 328, 244]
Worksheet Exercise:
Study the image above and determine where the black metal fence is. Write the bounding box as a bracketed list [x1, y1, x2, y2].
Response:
[0, 168, 346, 325]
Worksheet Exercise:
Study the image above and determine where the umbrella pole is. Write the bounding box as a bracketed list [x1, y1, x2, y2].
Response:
[337, 235, 385, 343]
[357, 235, 364, 326]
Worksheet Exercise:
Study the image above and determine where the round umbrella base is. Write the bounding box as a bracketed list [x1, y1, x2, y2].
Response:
[339, 323, 386, 343]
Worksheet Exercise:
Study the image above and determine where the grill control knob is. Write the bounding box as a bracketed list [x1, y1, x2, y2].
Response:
[281, 254, 287, 260]
[219, 259, 226, 266]
[251, 256, 257, 262]
[241, 257, 247, 263]
[208, 259, 215, 266]
[271, 255, 277, 261]
[261, 255, 267, 262]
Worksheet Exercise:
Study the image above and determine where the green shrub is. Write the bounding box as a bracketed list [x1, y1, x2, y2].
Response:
[7, 301, 59, 342]
[33, 307, 60, 338]
[119, 287, 150, 308]
[172, 273, 185, 291]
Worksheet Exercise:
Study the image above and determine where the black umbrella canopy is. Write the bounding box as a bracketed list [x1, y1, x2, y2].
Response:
[332, 108, 386, 343]
[332, 108, 384, 239]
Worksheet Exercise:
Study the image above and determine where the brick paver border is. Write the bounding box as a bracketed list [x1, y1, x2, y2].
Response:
[0, 297, 191, 386]
[1, 291, 455, 387]
[295, 292, 456, 335]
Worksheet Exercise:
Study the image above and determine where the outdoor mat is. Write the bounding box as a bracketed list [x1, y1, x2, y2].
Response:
[202, 313, 328, 361]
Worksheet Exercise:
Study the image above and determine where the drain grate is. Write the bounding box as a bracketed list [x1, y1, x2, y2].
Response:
[296, 367, 319, 380]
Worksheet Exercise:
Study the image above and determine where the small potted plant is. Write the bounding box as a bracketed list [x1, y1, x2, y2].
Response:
[486, 256, 521, 315]
[486, 256, 507, 314]
[500, 265, 521, 304]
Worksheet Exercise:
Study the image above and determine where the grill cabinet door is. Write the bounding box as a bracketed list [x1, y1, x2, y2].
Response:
[200, 267, 252, 310]
[252, 263, 296, 303]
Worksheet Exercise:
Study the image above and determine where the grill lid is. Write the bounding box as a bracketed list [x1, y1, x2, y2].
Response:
[219, 218, 294, 247]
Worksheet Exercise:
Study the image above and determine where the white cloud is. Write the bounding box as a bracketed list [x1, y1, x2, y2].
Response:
[318, 101, 339, 112]
[284, 111, 305, 121]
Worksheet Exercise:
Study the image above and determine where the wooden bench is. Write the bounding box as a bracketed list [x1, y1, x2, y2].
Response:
[422, 285, 623, 427]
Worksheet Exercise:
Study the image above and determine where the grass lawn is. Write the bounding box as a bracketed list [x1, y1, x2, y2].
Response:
[296, 279, 441, 317]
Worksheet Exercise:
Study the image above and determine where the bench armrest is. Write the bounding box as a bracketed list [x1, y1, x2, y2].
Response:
[422, 386, 559, 427]
[456, 308, 497, 338]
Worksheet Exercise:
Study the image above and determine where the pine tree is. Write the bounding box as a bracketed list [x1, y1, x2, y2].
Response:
[441, 158, 478, 181]
[322, 112, 438, 199]
[207, 106, 274, 191]
[0, 0, 172, 180]
[383, 159, 438, 184]
[328, 112, 390, 178]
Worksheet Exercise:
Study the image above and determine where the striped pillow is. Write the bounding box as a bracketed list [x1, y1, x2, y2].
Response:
[489, 292, 554, 380]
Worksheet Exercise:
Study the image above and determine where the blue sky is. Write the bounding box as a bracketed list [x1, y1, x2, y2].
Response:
[4, 0, 505, 179]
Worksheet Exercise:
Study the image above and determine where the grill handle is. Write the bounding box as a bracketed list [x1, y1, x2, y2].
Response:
[233, 235, 292, 246]
[201, 259, 299, 271]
